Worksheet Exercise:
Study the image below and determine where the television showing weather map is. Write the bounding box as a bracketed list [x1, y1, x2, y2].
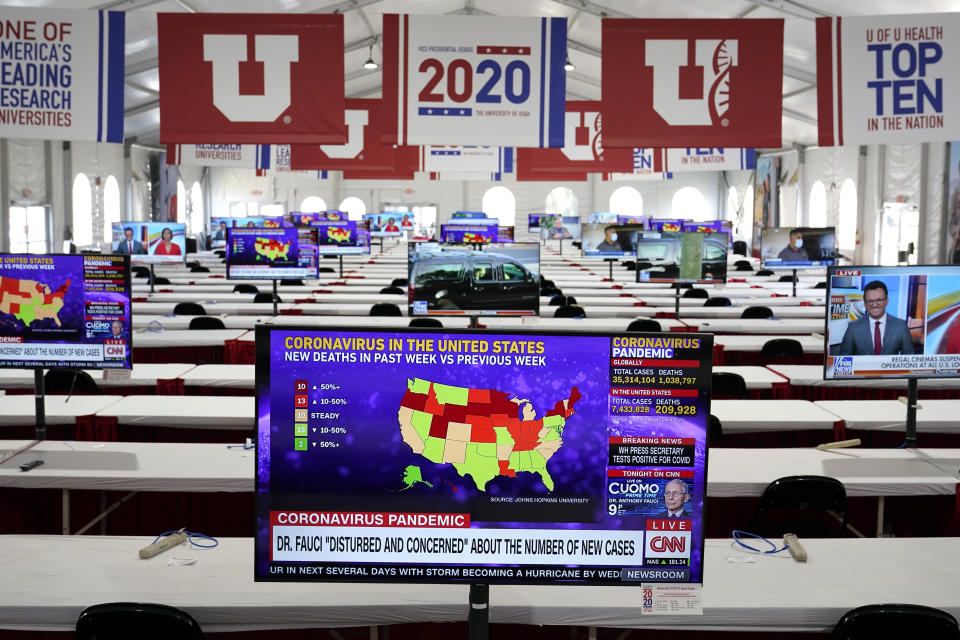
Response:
[0, 254, 132, 370]
[440, 223, 498, 244]
[226, 227, 319, 280]
[310, 221, 370, 256]
[254, 327, 712, 585]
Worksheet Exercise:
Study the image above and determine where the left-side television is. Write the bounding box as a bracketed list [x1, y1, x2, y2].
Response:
[0, 254, 132, 369]
[111, 222, 186, 264]
[226, 227, 320, 280]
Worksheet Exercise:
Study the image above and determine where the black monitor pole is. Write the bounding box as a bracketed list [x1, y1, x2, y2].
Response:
[149, 263, 156, 294]
[792, 268, 798, 297]
[604, 258, 617, 281]
[468, 583, 489, 640]
[34, 368, 46, 440]
[469, 316, 481, 329]
[339, 255, 344, 279]
[905, 378, 919, 448]
[272, 280, 279, 316]
[674, 285, 681, 320]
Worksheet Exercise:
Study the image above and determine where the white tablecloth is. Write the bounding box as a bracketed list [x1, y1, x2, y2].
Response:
[96, 395, 254, 430]
[132, 329, 248, 348]
[0, 396, 123, 426]
[715, 335, 825, 354]
[0, 364, 195, 390]
[769, 364, 960, 390]
[182, 365, 254, 389]
[685, 318, 825, 334]
[710, 400, 839, 433]
[815, 399, 960, 433]
[712, 366, 788, 390]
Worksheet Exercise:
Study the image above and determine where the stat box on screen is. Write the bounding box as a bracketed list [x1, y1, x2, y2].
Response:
[254, 327, 713, 585]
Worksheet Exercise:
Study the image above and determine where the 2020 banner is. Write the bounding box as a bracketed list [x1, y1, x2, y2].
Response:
[653, 148, 755, 172]
[0, 8, 124, 142]
[382, 14, 566, 147]
[602, 19, 783, 148]
[817, 14, 958, 145]
[157, 13, 345, 144]
[167, 144, 270, 169]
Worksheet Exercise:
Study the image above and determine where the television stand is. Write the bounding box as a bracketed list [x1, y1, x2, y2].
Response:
[469, 583, 489, 640]
[469, 316, 481, 329]
[905, 378, 918, 448]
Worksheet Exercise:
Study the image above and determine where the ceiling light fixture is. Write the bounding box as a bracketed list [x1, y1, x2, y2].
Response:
[362, 43, 379, 70]
[564, 53, 575, 72]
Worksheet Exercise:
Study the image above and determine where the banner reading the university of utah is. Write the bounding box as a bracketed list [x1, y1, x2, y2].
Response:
[289, 99, 402, 172]
[157, 13, 345, 144]
[602, 19, 783, 148]
[426, 147, 514, 181]
[653, 147, 755, 173]
[382, 14, 566, 147]
[167, 144, 270, 169]
[0, 8, 124, 142]
[817, 14, 958, 145]
[516, 101, 634, 179]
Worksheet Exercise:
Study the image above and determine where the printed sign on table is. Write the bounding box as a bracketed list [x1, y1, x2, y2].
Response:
[158, 13, 345, 144]
[382, 14, 566, 147]
[0, 7, 124, 142]
[166, 144, 270, 169]
[602, 19, 783, 148]
[817, 14, 957, 145]
[654, 148, 755, 172]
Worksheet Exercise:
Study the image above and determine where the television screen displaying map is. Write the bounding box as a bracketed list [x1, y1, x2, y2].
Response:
[0, 254, 132, 369]
[255, 327, 712, 585]
[226, 227, 319, 280]
[310, 221, 369, 255]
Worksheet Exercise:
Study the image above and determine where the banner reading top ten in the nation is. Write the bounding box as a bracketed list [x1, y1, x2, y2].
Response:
[0, 7, 124, 142]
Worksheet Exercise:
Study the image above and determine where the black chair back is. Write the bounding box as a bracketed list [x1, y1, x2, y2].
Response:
[814, 281, 828, 289]
[741, 306, 774, 319]
[704, 296, 732, 307]
[213, 250, 226, 259]
[550, 295, 577, 306]
[76, 602, 205, 640]
[233, 284, 259, 294]
[779, 274, 797, 283]
[44, 369, 102, 395]
[734, 259, 752, 271]
[391, 278, 409, 287]
[540, 286, 562, 298]
[318, 267, 335, 273]
[253, 293, 281, 304]
[370, 303, 403, 316]
[173, 302, 206, 316]
[409, 318, 443, 328]
[829, 604, 960, 640]
[150, 276, 171, 285]
[554, 305, 586, 319]
[751, 475, 847, 538]
[755, 269, 774, 277]
[380, 286, 406, 295]
[682, 288, 708, 299]
[190, 265, 210, 273]
[131, 266, 151, 279]
[711, 372, 748, 399]
[189, 316, 225, 330]
[732, 240, 748, 256]
[280, 279, 304, 286]
[626, 319, 661, 332]
[760, 338, 804, 363]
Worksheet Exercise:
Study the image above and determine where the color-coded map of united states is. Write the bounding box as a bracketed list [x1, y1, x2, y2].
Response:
[327, 227, 352, 243]
[397, 378, 581, 492]
[0, 277, 70, 327]
[254, 237, 290, 261]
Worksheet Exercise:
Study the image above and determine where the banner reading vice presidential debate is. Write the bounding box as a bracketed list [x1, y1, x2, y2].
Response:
[0, 7, 124, 142]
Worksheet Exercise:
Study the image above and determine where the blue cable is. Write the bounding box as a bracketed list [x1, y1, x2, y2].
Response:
[153, 529, 219, 549]
[732, 530, 789, 554]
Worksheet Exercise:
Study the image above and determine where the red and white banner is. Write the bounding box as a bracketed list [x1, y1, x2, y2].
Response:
[0, 7, 124, 142]
[516, 101, 634, 179]
[289, 99, 400, 171]
[382, 14, 567, 147]
[420, 146, 501, 173]
[817, 14, 957, 145]
[257, 145, 326, 178]
[603, 148, 670, 181]
[166, 144, 270, 169]
[602, 19, 783, 148]
[654, 147, 755, 172]
[157, 13, 345, 144]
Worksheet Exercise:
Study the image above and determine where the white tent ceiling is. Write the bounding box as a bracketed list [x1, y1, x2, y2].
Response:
[7, 0, 960, 148]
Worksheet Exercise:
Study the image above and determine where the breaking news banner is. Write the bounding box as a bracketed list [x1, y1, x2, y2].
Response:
[653, 148, 755, 173]
[157, 13, 346, 145]
[817, 14, 958, 146]
[0, 7, 124, 142]
[166, 144, 270, 169]
[254, 327, 713, 585]
[382, 14, 567, 147]
[601, 18, 783, 148]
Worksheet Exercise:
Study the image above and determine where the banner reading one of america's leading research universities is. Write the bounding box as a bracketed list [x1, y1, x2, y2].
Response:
[166, 144, 271, 169]
[0, 8, 124, 142]
[382, 14, 566, 147]
[817, 14, 958, 146]
[157, 13, 345, 144]
[601, 19, 783, 148]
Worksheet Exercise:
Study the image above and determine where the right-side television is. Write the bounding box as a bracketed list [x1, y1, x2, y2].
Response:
[635, 231, 729, 284]
[311, 220, 370, 256]
[761, 226, 837, 269]
[226, 227, 320, 279]
[439, 223, 498, 244]
[408, 242, 540, 316]
[824, 265, 960, 379]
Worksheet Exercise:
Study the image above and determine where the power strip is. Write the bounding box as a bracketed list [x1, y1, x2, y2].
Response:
[783, 533, 807, 562]
[139, 532, 188, 559]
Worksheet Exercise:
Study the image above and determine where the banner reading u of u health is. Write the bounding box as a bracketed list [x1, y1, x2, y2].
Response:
[382, 14, 566, 147]
[0, 8, 124, 142]
[157, 13, 345, 144]
[601, 19, 783, 148]
[654, 147, 755, 172]
[817, 14, 959, 146]
[166, 144, 270, 169]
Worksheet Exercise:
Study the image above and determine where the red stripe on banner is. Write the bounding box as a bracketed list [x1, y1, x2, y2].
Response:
[815, 17, 833, 146]
[836, 16, 843, 145]
[381, 14, 399, 144]
[402, 14, 409, 146]
[477, 45, 530, 55]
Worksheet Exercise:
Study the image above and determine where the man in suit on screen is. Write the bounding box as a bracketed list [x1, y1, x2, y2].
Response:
[116, 227, 145, 255]
[657, 479, 691, 518]
[837, 280, 915, 355]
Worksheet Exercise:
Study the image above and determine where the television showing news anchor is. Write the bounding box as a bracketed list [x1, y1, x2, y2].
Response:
[836, 280, 915, 356]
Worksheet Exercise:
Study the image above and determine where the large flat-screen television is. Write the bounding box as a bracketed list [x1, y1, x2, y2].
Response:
[210, 217, 270, 248]
[111, 222, 186, 263]
[363, 213, 404, 237]
[824, 265, 960, 379]
[497, 226, 515, 243]
[254, 326, 713, 584]
[408, 242, 540, 316]
[617, 215, 645, 225]
[310, 221, 370, 256]
[581, 223, 646, 258]
[291, 212, 324, 226]
[528, 213, 549, 231]
[226, 227, 319, 280]
[647, 219, 687, 233]
[439, 223, 498, 244]
[635, 231, 729, 284]
[0, 254, 132, 369]
[761, 227, 837, 269]
[539, 215, 582, 240]
[587, 213, 618, 223]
